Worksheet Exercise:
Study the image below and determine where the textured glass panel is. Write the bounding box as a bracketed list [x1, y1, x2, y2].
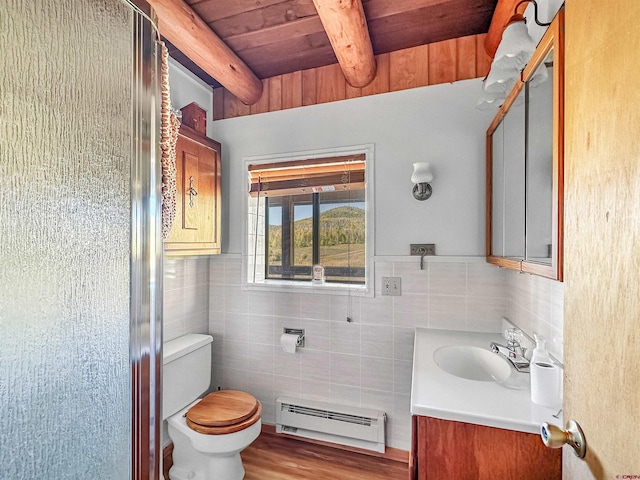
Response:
[0, 1, 132, 478]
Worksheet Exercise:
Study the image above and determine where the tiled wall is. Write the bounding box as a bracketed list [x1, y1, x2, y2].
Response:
[162, 254, 566, 450]
[504, 270, 564, 363]
[163, 256, 210, 342]
[207, 255, 507, 450]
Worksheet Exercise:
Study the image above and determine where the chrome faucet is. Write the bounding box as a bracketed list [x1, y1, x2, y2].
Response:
[490, 328, 530, 373]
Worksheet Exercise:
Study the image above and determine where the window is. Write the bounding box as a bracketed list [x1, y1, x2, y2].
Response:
[245, 146, 373, 292]
[266, 190, 365, 283]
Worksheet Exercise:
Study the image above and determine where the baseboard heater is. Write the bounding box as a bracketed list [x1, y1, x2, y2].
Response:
[275, 396, 386, 453]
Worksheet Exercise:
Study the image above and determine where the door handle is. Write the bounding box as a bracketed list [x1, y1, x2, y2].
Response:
[540, 420, 587, 458]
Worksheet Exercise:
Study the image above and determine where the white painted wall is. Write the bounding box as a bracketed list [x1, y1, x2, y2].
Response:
[211, 79, 496, 256]
[168, 58, 215, 139]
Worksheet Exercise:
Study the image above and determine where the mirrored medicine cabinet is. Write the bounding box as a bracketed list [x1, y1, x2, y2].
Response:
[486, 9, 564, 281]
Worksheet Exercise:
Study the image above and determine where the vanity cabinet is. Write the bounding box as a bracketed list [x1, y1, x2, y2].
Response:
[486, 9, 564, 280]
[411, 416, 561, 479]
[164, 124, 222, 256]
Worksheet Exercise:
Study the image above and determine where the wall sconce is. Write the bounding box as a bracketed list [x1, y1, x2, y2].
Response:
[411, 162, 433, 201]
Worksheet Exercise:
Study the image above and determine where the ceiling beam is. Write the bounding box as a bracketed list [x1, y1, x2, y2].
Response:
[148, 0, 263, 105]
[311, 0, 377, 88]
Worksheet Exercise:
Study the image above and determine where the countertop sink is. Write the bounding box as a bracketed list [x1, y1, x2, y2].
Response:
[411, 328, 561, 434]
[433, 345, 512, 383]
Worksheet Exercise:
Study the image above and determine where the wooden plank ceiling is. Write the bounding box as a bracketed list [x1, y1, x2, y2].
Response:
[166, 0, 498, 88]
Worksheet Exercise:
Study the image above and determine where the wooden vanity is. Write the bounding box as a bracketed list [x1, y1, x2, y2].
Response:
[410, 328, 561, 479]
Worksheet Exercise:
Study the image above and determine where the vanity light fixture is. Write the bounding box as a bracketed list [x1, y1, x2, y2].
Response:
[496, 1, 551, 65]
[478, 0, 552, 109]
[411, 162, 433, 201]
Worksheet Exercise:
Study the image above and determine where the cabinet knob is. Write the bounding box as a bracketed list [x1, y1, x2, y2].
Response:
[540, 420, 587, 458]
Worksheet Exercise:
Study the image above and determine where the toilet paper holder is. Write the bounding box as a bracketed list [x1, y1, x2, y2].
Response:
[283, 328, 305, 347]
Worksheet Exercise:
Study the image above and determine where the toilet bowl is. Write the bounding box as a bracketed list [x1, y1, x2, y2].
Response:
[163, 334, 262, 480]
[168, 390, 262, 480]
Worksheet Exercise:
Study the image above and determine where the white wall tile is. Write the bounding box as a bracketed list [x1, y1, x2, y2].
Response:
[273, 345, 301, 378]
[551, 281, 564, 329]
[361, 357, 394, 392]
[300, 349, 331, 382]
[531, 275, 552, 321]
[245, 343, 274, 374]
[224, 313, 249, 342]
[209, 283, 225, 313]
[429, 294, 466, 330]
[247, 290, 274, 316]
[299, 379, 331, 401]
[273, 375, 301, 401]
[393, 262, 429, 295]
[466, 295, 506, 332]
[505, 270, 564, 360]
[393, 327, 415, 362]
[329, 383, 360, 406]
[330, 353, 361, 386]
[247, 314, 274, 345]
[273, 292, 301, 318]
[361, 324, 394, 359]
[360, 296, 394, 325]
[330, 295, 361, 323]
[226, 288, 250, 314]
[302, 319, 331, 351]
[467, 262, 506, 297]
[246, 371, 274, 407]
[360, 389, 394, 415]
[330, 321, 361, 355]
[393, 294, 429, 328]
[429, 262, 466, 296]
[393, 360, 413, 395]
[300, 293, 332, 320]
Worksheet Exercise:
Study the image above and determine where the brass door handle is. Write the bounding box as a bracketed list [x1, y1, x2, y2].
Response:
[540, 420, 587, 458]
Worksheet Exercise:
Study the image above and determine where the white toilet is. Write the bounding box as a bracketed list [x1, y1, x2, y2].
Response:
[163, 334, 262, 480]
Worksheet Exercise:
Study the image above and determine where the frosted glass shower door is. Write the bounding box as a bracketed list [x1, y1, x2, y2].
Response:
[0, 1, 161, 478]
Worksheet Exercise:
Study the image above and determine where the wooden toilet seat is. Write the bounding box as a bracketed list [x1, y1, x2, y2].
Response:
[186, 390, 262, 435]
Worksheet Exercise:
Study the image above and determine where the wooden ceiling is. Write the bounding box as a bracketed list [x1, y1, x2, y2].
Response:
[166, 0, 498, 88]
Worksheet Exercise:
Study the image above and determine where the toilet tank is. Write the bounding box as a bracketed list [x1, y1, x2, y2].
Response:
[163, 333, 213, 420]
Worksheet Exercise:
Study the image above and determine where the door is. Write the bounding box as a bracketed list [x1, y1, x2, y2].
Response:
[0, 1, 162, 478]
[563, 0, 640, 477]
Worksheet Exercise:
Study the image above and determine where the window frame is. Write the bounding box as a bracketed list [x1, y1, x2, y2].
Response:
[242, 144, 375, 296]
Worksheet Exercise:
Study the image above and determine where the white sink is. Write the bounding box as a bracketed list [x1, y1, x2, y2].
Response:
[433, 345, 512, 383]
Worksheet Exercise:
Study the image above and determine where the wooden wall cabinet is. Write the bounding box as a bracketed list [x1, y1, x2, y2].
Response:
[411, 416, 561, 480]
[164, 124, 221, 256]
[486, 10, 564, 280]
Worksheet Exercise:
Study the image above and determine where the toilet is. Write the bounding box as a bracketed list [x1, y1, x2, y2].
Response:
[163, 334, 261, 480]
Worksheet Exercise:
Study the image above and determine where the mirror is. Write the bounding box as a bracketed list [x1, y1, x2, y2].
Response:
[486, 9, 564, 280]
[526, 50, 554, 264]
[491, 88, 526, 261]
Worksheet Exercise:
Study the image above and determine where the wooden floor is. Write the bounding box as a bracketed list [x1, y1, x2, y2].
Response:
[241, 433, 409, 480]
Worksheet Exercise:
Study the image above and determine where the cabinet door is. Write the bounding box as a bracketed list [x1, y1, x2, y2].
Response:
[415, 416, 561, 480]
[164, 127, 221, 255]
[486, 10, 564, 280]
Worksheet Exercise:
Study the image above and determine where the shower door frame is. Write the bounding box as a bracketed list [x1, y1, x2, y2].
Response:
[131, 2, 163, 479]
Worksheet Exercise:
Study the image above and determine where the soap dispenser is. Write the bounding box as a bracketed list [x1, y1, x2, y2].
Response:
[530, 335, 562, 408]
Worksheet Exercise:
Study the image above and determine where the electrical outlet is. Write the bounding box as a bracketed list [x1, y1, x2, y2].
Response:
[410, 243, 436, 256]
[381, 277, 402, 296]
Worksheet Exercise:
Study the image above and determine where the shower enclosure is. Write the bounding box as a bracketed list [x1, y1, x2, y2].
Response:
[1, 0, 162, 478]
